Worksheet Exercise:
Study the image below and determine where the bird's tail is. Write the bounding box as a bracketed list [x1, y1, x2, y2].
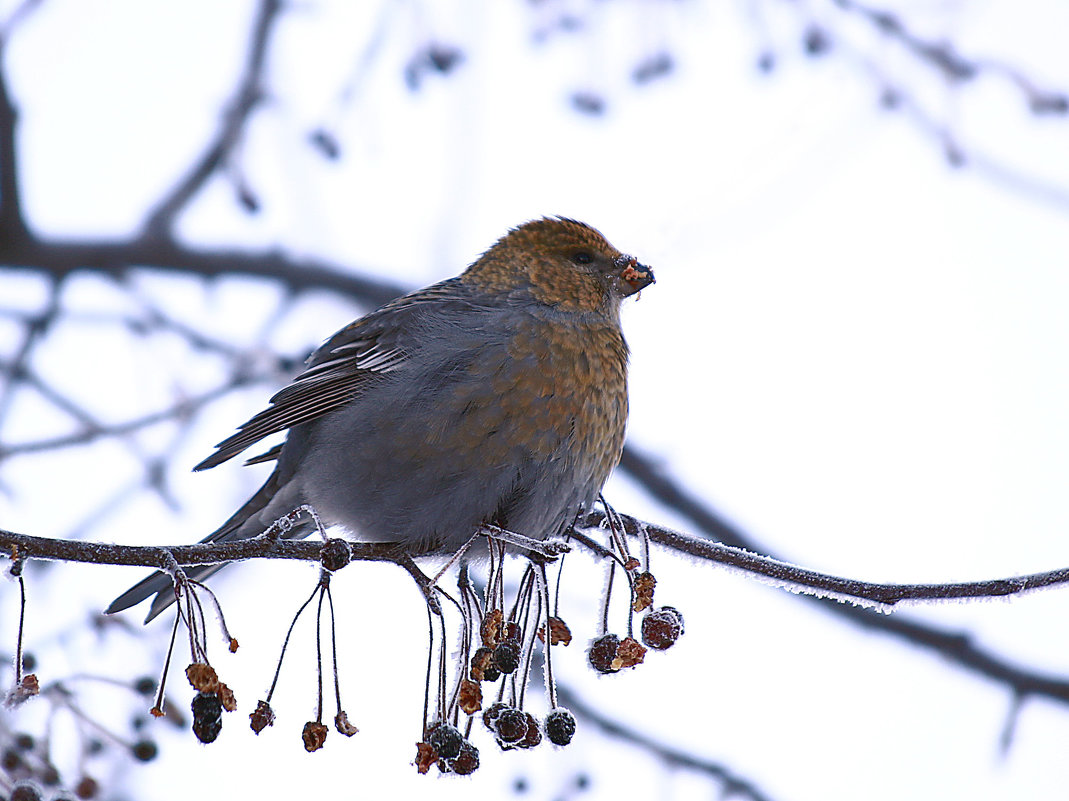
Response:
[105, 465, 311, 623]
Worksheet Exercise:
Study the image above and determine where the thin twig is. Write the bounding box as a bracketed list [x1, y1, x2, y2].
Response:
[141, 0, 284, 237]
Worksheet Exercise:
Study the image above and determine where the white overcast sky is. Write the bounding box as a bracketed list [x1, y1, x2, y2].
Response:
[2, 1, 1069, 800]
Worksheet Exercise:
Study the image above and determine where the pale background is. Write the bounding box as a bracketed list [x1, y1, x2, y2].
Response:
[1, 1, 1068, 799]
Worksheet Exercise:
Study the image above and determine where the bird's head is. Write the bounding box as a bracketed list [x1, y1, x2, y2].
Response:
[464, 217, 655, 317]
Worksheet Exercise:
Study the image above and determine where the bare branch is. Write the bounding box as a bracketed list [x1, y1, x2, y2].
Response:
[599, 515, 1069, 607]
[0, 527, 401, 570]
[141, 0, 284, 238]
[617, 445, 1069, 705]
[0, 374, 267, 460]
[833, 0, 1069, 115]
[0, 235, 405, 307]
[0, 24, 31, 243]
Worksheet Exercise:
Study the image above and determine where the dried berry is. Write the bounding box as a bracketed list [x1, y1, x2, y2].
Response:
[191, 692, 222, 744]
[320, 538, 352, 572]
[217, 682, 237, 712]
[492, 641, 521, 675]
[74, 776, 98, 800]
[414, 741, 436, 774]
[537, 616, 573, 646]
[458, 679, 482, 715]
[335, 711, 358, 737]
[450, 741, 480, 775]
[249, 700, 275, 734]
[611, 636, 647, 670]
[302, 721, 328, 752]
[641, 606, 685, 650]
[8, 674, 39, 705]
[428, 723, 464, 760]
[516, 713, 542, 749]
[132, 740, 158, 762]
[571, 90, 606, 115]
[2, 749, 22, 771]
[185, 663, 219, 693]
[545, 709, 576, 746]
[632, 571, 656, 612]
[480, 609, 504, 647]
[803, 25, 831, 56]
[494, 708, 529, 744]
[469, 646, 494, 682]
[10, 783, 43, 801]
[502, 621, 521, 642]
[587, 634, 621, 674]
[483, 702, 508, 732]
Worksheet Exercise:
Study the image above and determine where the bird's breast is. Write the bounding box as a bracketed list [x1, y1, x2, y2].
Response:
[440, 316, 629, 485]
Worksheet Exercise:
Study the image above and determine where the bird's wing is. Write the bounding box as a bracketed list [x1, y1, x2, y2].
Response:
[194, 278, 471, 471]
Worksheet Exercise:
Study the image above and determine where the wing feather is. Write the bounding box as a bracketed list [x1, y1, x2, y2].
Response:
[193, 277, 472, 472]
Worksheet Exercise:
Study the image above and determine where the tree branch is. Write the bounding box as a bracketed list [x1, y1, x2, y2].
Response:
[571, 509, 1069, 610]
[0, 527, 401, 570]
[832, 0, 1069, 114]
[0, 371, 268, 460]
[0, 19, 31, 244]
[617, 445, 1069, 705]
[0, 235, 405, 307]
[607, 515, 1069, 607]
[7, 507, 1069, 609]
[141, 0, 284, 238]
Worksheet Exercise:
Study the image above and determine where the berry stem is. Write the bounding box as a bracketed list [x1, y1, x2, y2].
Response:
[536, 563, 559, 709]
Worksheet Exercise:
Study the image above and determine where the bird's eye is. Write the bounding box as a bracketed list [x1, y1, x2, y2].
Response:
[571, 251, 594, 265]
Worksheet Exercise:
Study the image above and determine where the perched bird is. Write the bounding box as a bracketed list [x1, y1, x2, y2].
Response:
[107, 217, 654, 622]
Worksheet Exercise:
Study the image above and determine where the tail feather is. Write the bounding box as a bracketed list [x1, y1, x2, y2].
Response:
[105, 466, 300, 623]
[104, 569, 180, 620]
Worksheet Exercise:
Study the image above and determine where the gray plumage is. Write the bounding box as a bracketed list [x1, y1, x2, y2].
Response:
[106, 218, 653, 622]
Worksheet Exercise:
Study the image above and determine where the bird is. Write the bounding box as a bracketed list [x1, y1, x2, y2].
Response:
[106, 217, 654, 622]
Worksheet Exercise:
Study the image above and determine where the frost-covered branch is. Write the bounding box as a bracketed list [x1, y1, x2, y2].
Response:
[617, 446, 1069, 706]
[604, 516, 1069, 607]
[0, 527, 399, 571]
[6, 514, 1069, 610]
[564, 510, 1069, 614]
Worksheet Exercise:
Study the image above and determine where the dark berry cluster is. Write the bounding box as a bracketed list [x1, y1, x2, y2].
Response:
[483, 703, 576, 750]
[415, 723, 480, 775]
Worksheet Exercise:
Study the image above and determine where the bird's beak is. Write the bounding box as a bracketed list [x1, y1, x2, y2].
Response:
[615, 255, 655, 297]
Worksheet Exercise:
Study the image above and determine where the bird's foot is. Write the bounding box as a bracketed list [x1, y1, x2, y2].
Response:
[478, 525, 571, 559]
